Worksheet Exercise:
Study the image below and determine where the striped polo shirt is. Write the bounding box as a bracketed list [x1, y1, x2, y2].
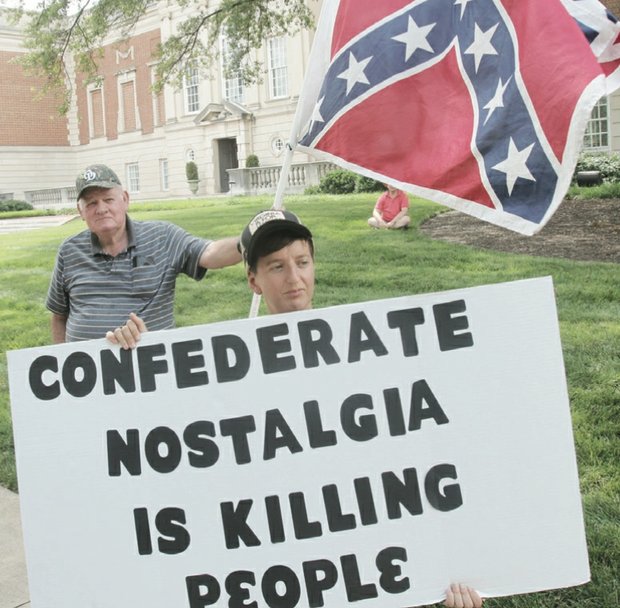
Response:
[46, 217, 211, 341]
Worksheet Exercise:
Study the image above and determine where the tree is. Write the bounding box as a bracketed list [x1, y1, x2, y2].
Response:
[9, 0, 315, 113]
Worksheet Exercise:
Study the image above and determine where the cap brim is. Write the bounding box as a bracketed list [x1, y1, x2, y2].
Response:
[77, 181, 120, 200]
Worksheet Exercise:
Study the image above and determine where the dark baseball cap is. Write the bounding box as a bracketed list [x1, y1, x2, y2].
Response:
[240, 209, 312, 268]
[76, 164, 122, 200]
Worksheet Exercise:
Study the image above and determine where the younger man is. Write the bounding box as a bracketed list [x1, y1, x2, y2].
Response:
[368, 184, 411, 229]
[241, 212, 484, 608]
[240, 209, 315, 314]
[104, 210, 484, 608]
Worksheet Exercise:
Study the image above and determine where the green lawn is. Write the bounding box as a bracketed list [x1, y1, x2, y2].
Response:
[0, 193, 618, 607]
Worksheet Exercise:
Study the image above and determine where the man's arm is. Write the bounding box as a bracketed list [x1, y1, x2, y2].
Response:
[199, 236, 242, 269]
[51, 313, 68, 344]
[372, 205, 388, 227]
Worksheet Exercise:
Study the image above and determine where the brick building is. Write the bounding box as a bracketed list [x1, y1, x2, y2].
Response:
[0, 12, 74, 202]
[0, 1, 321, 202]
[0, 1, 619, 203]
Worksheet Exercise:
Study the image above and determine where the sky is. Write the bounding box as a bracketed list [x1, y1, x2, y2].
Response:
[0, 0, 39, 8]
[1, 1, 82, 9]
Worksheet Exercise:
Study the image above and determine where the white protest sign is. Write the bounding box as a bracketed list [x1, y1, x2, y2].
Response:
[8, 277, 589, 608]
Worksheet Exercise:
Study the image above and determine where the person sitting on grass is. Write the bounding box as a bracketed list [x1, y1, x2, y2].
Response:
[368, 183, 411, 230]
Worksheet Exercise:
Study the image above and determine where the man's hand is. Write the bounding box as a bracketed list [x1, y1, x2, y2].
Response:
[106, 312, 147, 350]
[444, 584, 483, 608]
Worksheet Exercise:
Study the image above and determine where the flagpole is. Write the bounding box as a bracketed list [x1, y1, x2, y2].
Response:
[248, 141, 296, 318]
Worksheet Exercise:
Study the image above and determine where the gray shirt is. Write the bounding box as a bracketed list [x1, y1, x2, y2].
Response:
[46, 217, 210, 341]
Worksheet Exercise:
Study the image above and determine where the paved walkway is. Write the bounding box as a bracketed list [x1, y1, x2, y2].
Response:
[0, 214, 76, 607]
[0, 215, 77, 234]
[0, 486, 29, 608]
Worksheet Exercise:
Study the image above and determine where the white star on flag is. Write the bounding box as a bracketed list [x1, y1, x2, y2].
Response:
[310, 97, 325, 128]
[492, 138, 536, 196]
[337, 52, 372, 95]
[392, 16, 436, 61]
[483, 77, 511, 124]
[454, 0, 473, 20]
[465, 23, 499, 72]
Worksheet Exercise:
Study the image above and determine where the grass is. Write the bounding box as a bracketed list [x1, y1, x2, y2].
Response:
[567, 181, 620, 199]
[0, 193, 618, 607]
[0, 207, 71, 219]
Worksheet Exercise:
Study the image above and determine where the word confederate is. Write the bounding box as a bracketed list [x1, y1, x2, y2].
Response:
[27, 300, 473, 401]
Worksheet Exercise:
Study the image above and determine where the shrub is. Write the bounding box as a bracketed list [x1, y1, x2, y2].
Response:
[574, 152, 620, 182]
[185, 161, 199, 181]
[355, 175, 384, 193]
[304, 185, 321, 195]
[319, 169, 357, 194]
[567, 181, 620, 199]
[0, 199, 33, 212]
[245, 154, 259, 168]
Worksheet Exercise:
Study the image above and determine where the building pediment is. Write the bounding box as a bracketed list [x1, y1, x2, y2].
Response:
[193, 100, 252, 124]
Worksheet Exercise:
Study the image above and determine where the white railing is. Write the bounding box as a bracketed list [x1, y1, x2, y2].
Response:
[15, 162, 339, 205]
[24, 186, 77, 208]
[228, 161, 338, 195]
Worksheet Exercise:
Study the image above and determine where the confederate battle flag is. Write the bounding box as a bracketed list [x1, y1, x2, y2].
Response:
[293, 0, 620, 235]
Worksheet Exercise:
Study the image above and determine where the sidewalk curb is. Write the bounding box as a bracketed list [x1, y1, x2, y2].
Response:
[0, 486, 30, 608]
[0, 214, 78, 234]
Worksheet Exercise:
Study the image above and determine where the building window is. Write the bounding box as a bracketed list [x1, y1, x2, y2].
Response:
[184, 66, 201, 114]
[88, 86, 105, 139]
[221, 37, 244, 104]
[126, 163, 140, 193]
[160, 159, 169, 191]
[117, 71, 139, 133]
[121, 80, 137, 132]
[583, 97, 609, 150]
[268, 37, 288, 99]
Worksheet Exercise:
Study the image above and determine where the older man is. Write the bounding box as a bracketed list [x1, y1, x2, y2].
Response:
[46, 164, 241, 342]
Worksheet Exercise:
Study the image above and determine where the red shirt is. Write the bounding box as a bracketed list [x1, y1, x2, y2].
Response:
[375, 190, 409, 222]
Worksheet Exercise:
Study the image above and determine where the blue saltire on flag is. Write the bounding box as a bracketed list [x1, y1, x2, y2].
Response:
[293, 0, 620, 235]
